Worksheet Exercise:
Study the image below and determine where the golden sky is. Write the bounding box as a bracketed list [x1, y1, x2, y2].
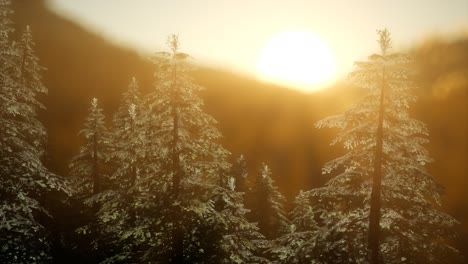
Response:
[48, 0, 468, 83]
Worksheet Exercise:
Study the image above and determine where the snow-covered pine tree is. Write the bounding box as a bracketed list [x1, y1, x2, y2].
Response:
[0, 0, 15, 114]
[109, 77, 145, 206]
[140, 35, 266, 263]
[0, 4, 69, 262]
[139, 34, 230, 262]
[0, 0, 13, 69]
[69, 98, 112, 262]
[69, 97, 110, 197]
[112, 77, 142, 134]
[309, 29, 463, 263]
[89, 78, 151, 263]
[269, 190, 319, 264]
[249, 164, 289, 240]
[14, 25, 48, 154]
[109, 77, 144, 215]
[209, 175, 268, 263]
[1, 17, 46, 155]
[197, 156, 267, 263]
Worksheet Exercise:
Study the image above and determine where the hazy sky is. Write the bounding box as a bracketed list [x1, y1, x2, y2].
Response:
[48, 0, 468, 81]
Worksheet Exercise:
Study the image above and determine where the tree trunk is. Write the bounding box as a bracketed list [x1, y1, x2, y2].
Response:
[368, 66, 385, 264]
[129, 120, 137, 226]
[171, 107, 181, 198]
[20, 45, 27, 85]
[92, 133, 100, 195]
[170, 62, 184, 264]
[128, 164, 137, 226]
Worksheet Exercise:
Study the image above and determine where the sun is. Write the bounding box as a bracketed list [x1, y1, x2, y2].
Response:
[257, 31, 337, 92]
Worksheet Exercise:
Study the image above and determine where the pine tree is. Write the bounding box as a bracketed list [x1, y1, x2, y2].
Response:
[109, 77, 145, 213]
[110, 77, 144, 211]
[1, 20, 46, 155]
[69, 98, 113, 263]
[139, 35, 267, 263]
[0, 0, 15, 127]
[137, 34, 230, 262]
[250, 164, 289, 240]
[113, 77, 142, 133]
[0, 0, 14, 68]
[209, 175, 269, 264]
[14, 26, 48, 154]
[309, 29, 463, 263]
[0, 4, 68, 262]
[69, 97, 110, 196]
[90, 79, 150, 263]
[269, 191, 319, 264]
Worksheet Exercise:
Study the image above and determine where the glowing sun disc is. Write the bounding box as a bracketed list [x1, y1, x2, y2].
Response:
[257, 31, 336, 91]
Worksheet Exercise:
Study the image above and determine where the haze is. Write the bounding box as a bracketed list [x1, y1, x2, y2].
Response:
[48, 0, 468, 81]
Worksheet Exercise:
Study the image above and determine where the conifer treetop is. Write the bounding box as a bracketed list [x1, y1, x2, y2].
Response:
[377, 29, 391, 56]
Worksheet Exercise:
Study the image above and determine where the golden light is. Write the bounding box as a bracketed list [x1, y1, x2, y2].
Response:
[256, 31, 337, 92]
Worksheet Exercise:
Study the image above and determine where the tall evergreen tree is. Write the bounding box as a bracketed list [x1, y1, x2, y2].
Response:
[308, 29, 463, 263]
[139, 35, 265, 263]
[143, 34, 231, 262]
[0, 0, 13, 70]
[249, 164, 289, 240]
[269, 190, 318, 264]
[110, 77, 144, 213]
[69, 97, 109, 196]
[69, 98, 113, 263]
[0, 4, 68, 262]
[1, 19, 46, 154]
[14, 25, 48, 154]
[89, 79, 150, 263]
[112, 77, 142, 133]
[108, 77, 145, 220]
[210, 177, 268, 264]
